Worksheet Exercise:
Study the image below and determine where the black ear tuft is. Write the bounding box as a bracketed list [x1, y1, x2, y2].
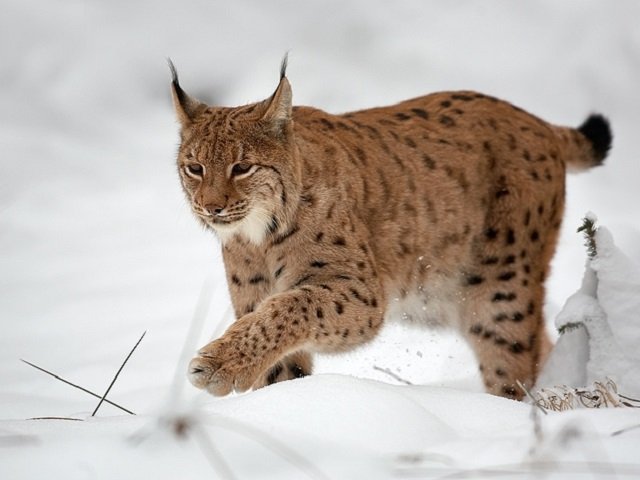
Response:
[578, 114, 612, 163]
[280, 52, 289, 81]
[167, 58, 189, 108]
[167, 57, 179, 85]
[167, 58, 207, 125]
[258, 53, 292, 136]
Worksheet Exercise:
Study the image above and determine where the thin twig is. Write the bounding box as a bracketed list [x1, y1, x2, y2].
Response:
[20, 359, 135, 415]
[395, 460, 640, 479]
[202, 416, 331, 480]
[612, 423, 640, 437]
[191, 423, 239, 480]
[167, 275, 215, 409]
[91, 331, 146, 417]
[373, 365, 413, 385]
[516, 379, 547, 415]
[619, 393, 640, 402]
[129, 276, 215, 444]
[28, 416, 84, 421]
[527, 399, 543, 457]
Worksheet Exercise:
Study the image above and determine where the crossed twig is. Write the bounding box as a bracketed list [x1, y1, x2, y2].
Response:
[21, 331, 145, 418]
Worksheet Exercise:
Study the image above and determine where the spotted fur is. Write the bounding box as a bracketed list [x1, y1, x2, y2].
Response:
[171, 58, 612, 399]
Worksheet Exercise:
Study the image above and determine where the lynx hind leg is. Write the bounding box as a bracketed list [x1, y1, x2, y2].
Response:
[463, 283, 550, 399]
[461, 227, 553, 399]
[253, 350, 313, 390]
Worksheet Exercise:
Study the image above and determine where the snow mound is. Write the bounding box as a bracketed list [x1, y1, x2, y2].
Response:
[3, 374, 640, 480]
[537, 220, 640, 398]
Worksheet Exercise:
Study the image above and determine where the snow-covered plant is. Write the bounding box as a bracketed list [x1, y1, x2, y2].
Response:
[533, 214, 640, 410]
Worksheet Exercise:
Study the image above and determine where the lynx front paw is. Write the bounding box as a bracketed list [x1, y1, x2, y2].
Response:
[187, 338, 261, 396]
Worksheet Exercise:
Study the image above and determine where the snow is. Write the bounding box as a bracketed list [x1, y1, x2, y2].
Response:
[538, 226, 640, 394]
[2, 0, 640, 478]
[591, 228, 640, 363]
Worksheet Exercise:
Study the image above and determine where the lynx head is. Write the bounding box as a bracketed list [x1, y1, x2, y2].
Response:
[170, 56, 301, 245]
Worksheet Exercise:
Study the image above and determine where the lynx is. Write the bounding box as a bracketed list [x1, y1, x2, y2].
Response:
[170, 57, 611, 399]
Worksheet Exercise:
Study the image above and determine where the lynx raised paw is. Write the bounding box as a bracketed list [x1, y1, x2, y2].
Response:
[188, 337, 262, 396]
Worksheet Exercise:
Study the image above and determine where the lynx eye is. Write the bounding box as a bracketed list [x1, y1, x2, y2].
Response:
[231, 163, 253, 177]
[184, 164, 204, 178]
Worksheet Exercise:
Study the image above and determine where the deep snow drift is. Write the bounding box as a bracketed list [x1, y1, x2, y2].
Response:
[1, 1, 640, 479]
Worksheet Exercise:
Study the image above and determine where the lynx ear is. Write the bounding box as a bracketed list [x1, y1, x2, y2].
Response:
[168, 59, 207, 127]
[260, 54, 292, 136]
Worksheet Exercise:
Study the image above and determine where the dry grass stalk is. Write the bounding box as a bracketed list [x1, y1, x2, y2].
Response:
[373, 365, 413, 385]
[516, 379, 548, 415]
[20, 358, 135, 415]
[394, 460, 640, 478]
[28, 416, 84, 421]
[532, 378, 640, 412]
[190, 423, 239, 480]
[612, 423, 640, 437]
[166, 275, 215, 409]
[202, 416, 332, 480]
[91, 331, 146, 416]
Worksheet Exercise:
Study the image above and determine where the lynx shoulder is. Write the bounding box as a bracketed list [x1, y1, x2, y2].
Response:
[170, 57, 611, 399]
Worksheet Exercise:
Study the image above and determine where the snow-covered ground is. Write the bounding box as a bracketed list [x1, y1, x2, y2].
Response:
[2, 1, 639, 478]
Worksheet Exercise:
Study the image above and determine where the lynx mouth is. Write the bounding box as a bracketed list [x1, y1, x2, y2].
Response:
[211, 216, 245, 225]
[194, 210, 247, 227]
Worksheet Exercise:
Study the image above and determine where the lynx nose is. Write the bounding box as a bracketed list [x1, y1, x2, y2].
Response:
[205, 203, 225, 216]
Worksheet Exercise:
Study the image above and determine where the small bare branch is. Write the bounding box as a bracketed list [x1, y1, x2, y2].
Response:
[516, 379, 548, 415]
[373, 365, 413, 385]
[20, 359, 135, 415]
[203, 416, 331, 480]
[619, 393, 640, 403]
[612, 423, 640, 437]
[91, 331, 146, 417]
[167, 275, 215, 408]
[395, 460, 640, 478]
[28, 416, 84, 421]
[191, 423, 239, 480]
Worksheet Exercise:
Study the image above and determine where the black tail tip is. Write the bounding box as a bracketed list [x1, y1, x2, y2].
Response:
[578, 114, 612, 164]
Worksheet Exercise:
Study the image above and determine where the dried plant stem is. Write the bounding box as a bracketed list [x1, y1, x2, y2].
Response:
[28, 416, 83, 421]
[20, 359, 135, 415]
[373, 365, 413, 385]
[516, 379, 548, 415]
[191, 424, 239, 480]
[91, 331, 146, 417]
[398, 460, 640, 478]
[203, 417, 331, 480]
[167, 275, 215, 409]
[532, 378, 639, 411]
[612, 423, 640, 437]
[619, 393, 640, 402]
